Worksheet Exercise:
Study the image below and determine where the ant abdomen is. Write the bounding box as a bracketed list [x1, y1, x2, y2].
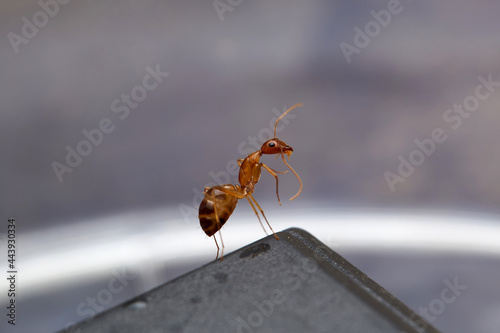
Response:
[199, 185, 239, 237]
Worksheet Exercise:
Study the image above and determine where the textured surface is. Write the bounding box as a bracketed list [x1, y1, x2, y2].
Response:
[62, 228, 440, 333]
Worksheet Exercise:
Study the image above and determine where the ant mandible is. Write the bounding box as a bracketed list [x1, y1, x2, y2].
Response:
[199, 103, 303, 260]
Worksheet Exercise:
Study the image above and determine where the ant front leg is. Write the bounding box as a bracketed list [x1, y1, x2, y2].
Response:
[239, 159, 287, 205]
[260, 163, 287, 206]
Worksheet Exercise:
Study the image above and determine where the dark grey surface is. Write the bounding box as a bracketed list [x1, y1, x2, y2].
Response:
[62, 228, 439, 333]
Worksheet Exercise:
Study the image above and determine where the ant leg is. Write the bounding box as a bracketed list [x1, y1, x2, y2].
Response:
[218, 231, 225, 260]
[260, 163, 287, 206]
[212, 184, 267, 235]
[248, 194, 280, 240]
[209, 185, 247, 260]
[213, 235, 220, 260]
[212, 185, 246, 199]
[245, 196, 268, 235]
[211, 191, 225, 260]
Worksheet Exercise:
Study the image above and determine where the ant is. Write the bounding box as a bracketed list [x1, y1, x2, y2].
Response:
[199, 103, 303, 260]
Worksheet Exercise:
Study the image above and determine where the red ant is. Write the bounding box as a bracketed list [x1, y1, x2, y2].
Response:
[199, 103, 303, 260]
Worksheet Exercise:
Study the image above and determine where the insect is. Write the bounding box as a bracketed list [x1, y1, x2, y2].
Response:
[199, 103, 303, 260]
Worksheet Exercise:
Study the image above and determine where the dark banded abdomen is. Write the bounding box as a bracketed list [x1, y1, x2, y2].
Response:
[199, 184, 240, 236]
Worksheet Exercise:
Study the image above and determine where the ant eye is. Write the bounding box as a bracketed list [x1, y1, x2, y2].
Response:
[268, 142, 276, 147]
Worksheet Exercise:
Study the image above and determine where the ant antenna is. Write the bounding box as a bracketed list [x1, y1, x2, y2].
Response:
[274, 103, 303, 137]
[274, 103, 303, 200]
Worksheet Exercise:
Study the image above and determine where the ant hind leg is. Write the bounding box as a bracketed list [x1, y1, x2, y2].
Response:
[213, 236, 220, 260]
[212, 191, 225, 260]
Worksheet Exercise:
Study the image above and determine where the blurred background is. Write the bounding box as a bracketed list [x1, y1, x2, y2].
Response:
[1, 0, 500, 332]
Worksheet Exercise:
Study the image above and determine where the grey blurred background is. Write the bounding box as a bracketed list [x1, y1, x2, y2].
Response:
[1, 0, 500, 332]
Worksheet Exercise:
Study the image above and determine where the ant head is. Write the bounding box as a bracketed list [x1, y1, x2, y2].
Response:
[260, 138, 293, 156]
[260, 103, 302, 158]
